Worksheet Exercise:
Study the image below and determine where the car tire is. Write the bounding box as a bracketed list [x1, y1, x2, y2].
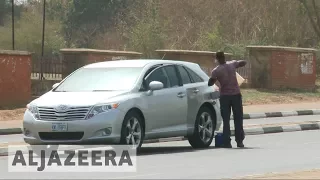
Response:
[188, 106, 216, 149]
[120, 111, 144, 151]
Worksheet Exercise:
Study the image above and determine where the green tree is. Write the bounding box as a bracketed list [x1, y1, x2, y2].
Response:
[0, 0, 10, 26]
[128, 0, 166, 58]
[0, 0, 23, 26]
[63, 0, 130, 48]
[298, 0, 320, 42]
[0, 3, 65, 58]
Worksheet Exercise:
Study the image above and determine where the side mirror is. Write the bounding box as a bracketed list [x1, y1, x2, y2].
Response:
[52, 83, 59, 89]
[149, 81, 163, 91]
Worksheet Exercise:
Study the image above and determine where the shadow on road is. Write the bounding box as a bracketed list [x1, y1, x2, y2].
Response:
[137, 146, 259, 156]
[138, 146, 197, 156]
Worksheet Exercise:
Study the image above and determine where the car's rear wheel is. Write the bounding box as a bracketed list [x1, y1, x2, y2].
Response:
[188, 106, 216, 149]
[120, 111, 144, 150]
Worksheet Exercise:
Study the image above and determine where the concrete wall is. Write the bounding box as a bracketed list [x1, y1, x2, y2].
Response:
[155, 49, 232, 75]
[0, 50, 32, 108]
[247, 46, 317, 90]
[60, 48, 142, 78]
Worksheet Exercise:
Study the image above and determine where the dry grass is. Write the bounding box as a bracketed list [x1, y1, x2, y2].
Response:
[241, 78, 320, 105]
[0, 108, 25, 121]
[241, 88, 320, 106]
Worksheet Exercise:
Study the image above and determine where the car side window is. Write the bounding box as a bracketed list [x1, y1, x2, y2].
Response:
[185, 67, 204, 83]
[145, 67, 170, 89]
[163, 66, 180, 87]
[177, 65, 192, 84]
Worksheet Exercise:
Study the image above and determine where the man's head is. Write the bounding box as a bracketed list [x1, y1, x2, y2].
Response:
[215, 51, 226, 64]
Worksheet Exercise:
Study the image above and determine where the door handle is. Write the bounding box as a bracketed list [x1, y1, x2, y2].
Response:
[177, 92, 186, 98]
[193, 89, 200, 93]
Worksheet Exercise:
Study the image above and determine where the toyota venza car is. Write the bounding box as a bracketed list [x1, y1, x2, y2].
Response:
[23, 59, 222, 149]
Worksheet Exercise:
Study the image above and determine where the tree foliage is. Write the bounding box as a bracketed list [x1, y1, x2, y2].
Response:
[63, 0, 130, 48]
[298, 0, 320, 40]
[0, 0, 319, 59]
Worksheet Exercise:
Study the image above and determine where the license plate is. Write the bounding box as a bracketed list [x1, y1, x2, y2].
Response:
[52, 123, 68, 132]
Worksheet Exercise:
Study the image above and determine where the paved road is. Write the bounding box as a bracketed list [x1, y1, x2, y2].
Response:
[0, 130, 319, 179]
[1, 115, 319, 144]
[0, 135, 23, 144]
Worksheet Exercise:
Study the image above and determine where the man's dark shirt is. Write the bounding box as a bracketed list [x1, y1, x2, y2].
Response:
[211, 60, 241, 95]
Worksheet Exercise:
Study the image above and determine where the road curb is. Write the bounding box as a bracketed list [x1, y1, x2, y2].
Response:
[0, 122, 319, 156]
[1, 109, 320, 136]
[0, 128, 22, 135]
[144, 121, 320, 143]
[237, 109, 320, 120]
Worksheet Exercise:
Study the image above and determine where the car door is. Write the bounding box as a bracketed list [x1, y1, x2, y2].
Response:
[176, 65, 206, 135]
[163, 65, 188, 132]
[142, 65, 187, 139]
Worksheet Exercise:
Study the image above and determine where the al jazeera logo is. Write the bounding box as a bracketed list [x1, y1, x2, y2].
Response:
[8, 145, 137, 172]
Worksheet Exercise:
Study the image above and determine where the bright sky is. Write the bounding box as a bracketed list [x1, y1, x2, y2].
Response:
[14, 0, 28, 5]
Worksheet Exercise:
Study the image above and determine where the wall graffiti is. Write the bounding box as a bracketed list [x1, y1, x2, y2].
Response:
[112, 56, 127, 60]
[300, 53, 313, 74]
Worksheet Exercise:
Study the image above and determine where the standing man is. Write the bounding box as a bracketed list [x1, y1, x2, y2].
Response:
[208, 52, 247, 148]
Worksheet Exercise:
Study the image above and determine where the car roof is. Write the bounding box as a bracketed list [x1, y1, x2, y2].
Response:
[83, 59, 200, 68]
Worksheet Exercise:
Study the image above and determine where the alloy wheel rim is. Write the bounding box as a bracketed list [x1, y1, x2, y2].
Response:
[125, 117, 142, 148]
[198, 112, 213, 143]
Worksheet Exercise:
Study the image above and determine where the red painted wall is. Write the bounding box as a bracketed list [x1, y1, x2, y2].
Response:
[0, 51, 32, 107]
[271, 50, 316, 90]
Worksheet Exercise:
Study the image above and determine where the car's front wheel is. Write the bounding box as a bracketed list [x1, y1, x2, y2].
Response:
[188, 106, 216, 149]
[120, 111, 144, 150]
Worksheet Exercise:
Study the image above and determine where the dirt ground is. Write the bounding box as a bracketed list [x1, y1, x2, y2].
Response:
[1, 90, 320, 121]
[241, 88, 320, 106]
[242, 169, 320, 179]
[241, 78, 320, 105]
[0, 108, 25, 121]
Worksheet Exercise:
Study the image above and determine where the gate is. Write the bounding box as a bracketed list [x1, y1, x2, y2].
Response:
[31, 55, 63, 96]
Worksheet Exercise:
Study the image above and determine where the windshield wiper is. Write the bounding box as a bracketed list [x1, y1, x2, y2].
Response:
[53, 90, 68, 92]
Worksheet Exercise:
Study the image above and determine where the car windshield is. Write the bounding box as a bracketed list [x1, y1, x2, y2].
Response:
[54, 67, 143, 92]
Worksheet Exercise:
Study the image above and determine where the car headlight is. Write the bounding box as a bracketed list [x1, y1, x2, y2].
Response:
[26, 104, 40, 119]
[86, 103, 119, 120]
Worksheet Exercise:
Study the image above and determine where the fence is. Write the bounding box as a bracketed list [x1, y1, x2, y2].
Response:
[31, 56, 63, 81]
[237, 61, 251, 81]
[31, 56, 63, 96]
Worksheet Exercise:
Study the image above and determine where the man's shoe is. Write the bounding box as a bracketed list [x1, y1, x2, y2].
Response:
[222, 143, 232, 148]
[237, 142, 245, 148]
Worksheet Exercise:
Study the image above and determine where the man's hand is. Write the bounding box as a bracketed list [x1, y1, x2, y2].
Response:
[236, 60, 247, 68]
[208, 77, 217, 86]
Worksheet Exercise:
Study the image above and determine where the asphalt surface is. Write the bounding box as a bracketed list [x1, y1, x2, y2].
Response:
[0, 130, 319, 179]
[1, 115, 319, 144]
[0, 134, 23, 144]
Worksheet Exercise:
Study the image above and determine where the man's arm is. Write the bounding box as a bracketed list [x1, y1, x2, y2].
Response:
[235, 60, 247, 68]
[208, 77, 217, 86]
[209, 68, 218, 86]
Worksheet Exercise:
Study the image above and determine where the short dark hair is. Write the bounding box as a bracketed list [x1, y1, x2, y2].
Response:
[216, 51, 225, 64]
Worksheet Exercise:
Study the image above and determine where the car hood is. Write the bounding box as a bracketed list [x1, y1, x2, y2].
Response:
[32, 91, 129, 107]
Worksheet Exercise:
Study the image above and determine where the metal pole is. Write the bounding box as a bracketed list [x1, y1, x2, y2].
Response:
[11, 0, 14, 50]
[40, 0, 46, 80]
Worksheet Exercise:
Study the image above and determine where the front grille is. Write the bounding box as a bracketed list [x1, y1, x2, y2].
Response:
[39, 132, 84, 141]
[38, 106, 91, 121]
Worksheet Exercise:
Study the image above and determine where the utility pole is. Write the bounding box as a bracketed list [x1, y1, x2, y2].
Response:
[11, 0, 14, 50]
[40, 0, 46, 80]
